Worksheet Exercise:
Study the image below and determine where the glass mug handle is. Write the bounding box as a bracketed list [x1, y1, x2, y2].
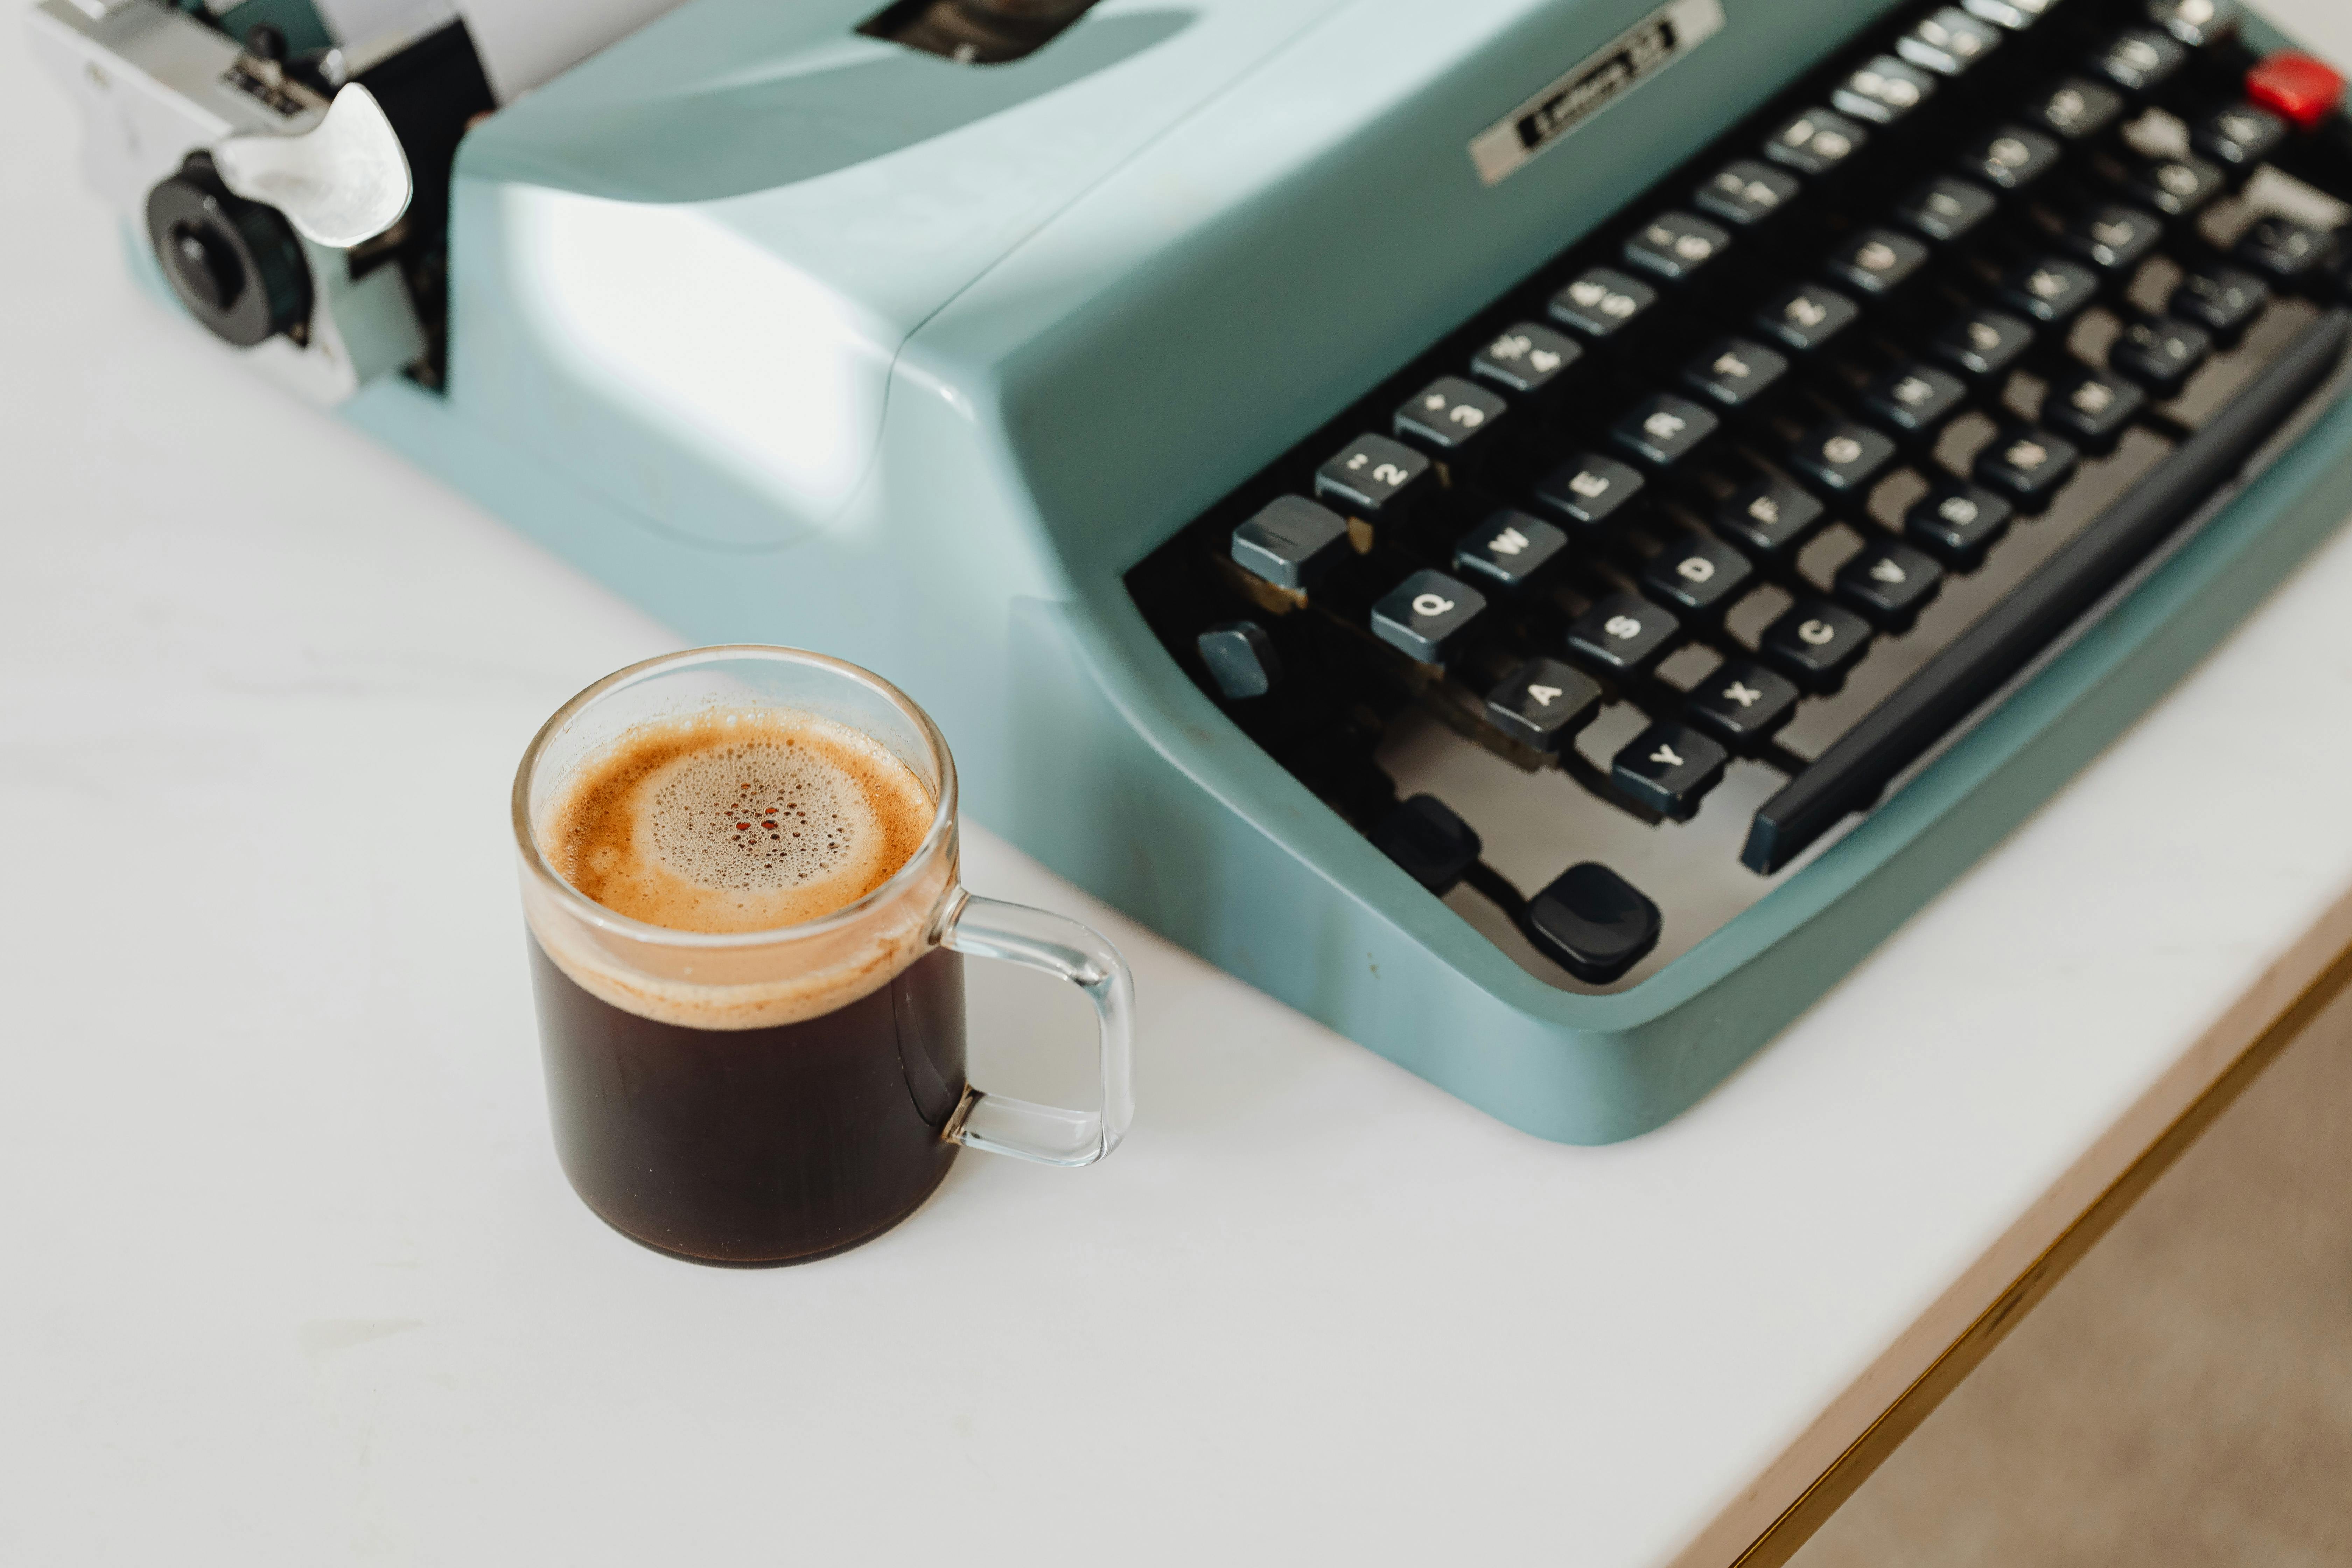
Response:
[935, 890, 1135, 1167]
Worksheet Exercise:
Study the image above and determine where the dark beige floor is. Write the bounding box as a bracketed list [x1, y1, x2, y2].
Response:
[1787, 975, 2352, 1567]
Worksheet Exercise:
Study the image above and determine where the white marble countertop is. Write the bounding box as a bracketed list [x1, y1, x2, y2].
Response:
[7, 8, 2352, 1565]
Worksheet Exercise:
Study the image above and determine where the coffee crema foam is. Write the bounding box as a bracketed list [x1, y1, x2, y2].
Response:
[540, 709, 936, 934]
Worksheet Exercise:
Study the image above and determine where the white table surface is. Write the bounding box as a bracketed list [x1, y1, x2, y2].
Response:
[8, 9, 2352, 1565]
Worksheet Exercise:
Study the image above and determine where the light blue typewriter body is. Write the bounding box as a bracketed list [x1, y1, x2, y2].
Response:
[315, 0, 2349, 1141]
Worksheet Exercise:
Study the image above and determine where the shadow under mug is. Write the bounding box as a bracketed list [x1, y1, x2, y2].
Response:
[512, 646, 1134, 1265]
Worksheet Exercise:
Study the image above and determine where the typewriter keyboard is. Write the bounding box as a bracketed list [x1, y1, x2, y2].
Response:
[1127, 0, 2352, 990]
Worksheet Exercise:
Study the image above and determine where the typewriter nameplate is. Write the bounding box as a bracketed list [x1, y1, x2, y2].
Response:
[1469, 0, 1726, 186]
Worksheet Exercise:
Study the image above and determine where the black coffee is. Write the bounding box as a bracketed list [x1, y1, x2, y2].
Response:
[531, 938, 967, 1265]
[525, 703, 962, 1263]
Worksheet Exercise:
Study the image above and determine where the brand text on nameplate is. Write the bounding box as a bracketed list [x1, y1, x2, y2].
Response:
[1469, 0, 1726, 186]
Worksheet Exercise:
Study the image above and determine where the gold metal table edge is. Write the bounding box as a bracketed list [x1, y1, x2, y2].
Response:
[1728, 931, 2352, 1568]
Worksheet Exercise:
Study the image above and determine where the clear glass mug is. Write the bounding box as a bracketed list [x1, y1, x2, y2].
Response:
[512, 646, 1134, 1265]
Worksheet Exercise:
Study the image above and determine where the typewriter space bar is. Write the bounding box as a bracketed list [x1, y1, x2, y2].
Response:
[1743, 308, 2352, 877]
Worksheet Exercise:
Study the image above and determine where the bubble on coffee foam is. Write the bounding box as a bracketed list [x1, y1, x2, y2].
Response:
[541, 709, 936, 937]
[645, 738, 869, 892]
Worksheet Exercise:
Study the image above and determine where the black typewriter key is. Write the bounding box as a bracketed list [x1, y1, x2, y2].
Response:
[2169, 267, 2268, 340]
[1959, 125, 2061, 192]
[1973, 425, 2080, 509]
[1393, 376, 1508, 466]
[1231, 495, 1351, 591]
[1642, 531, 1754, 618]
[2030, 76, 2126, 141]
[1550, 266, 1659, 341]
[1931, 306, 2035, 381]
[1999, 256, 2100, 324]
[1196, 622, 1281, 700]
[1905, 480, 2014, 568]
[2110, 314, 2212, 395]
[1716, 477, 1827, 558]
[2191, 103, 2285, 180]
[1485, 658, 1602, 753]
[1315, 434, 1430, 530]
[1695, 160, 1800, 228]
[1863, 362, 1970, 441]
[1764, 109, 1869, 177]
[2122, 153, 2223, 217]
[1611, 394, 1720, 469]
[1454, 509, 1568, 593]
[1531, 453, 1645, 531]
[1834, 56, 1937, 126]
[1612, 722, 1728, 821]
[1623, 211, 1732, 285]
[1900, 8, 2002, 77]
[1827, 229, 1930, 299]
[1754, 282, 1861, 354]
[1371, 570, 1486, 666]
[1789, 421, 1897, 497]
[1685, 659, 1801, 750]
[1896, 176, 1999, 245]
[1471, 321, 1583, 404]
[1680, 337, 1788, 412]
[2059, 204, 2163, 275]
[2040, 366, 2145, 451]
[2090, 28, 2188, 97]
[1962, 0, 2054, 30]
[2150, 0, 2236, 48]
[1371, 796, 1481, 896]
[1522, 863, 1660, 984]
[1834, 539, 1945, 631]
[2234, 218, 2333, 288]
[1566, 592, 1681, 677]
[1762, 601, 1874, 689]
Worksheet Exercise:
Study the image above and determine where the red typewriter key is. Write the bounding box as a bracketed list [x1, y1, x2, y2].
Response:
[2245, 52, 2344, 133]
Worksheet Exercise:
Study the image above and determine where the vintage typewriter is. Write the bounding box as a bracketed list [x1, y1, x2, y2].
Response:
[35, 0, 2352, 1140]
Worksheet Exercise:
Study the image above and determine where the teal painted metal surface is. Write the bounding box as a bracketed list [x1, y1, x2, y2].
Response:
[326, 0, 2352, 1141]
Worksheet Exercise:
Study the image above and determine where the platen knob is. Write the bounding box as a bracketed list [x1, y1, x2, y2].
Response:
[144, 154, 312, 348]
